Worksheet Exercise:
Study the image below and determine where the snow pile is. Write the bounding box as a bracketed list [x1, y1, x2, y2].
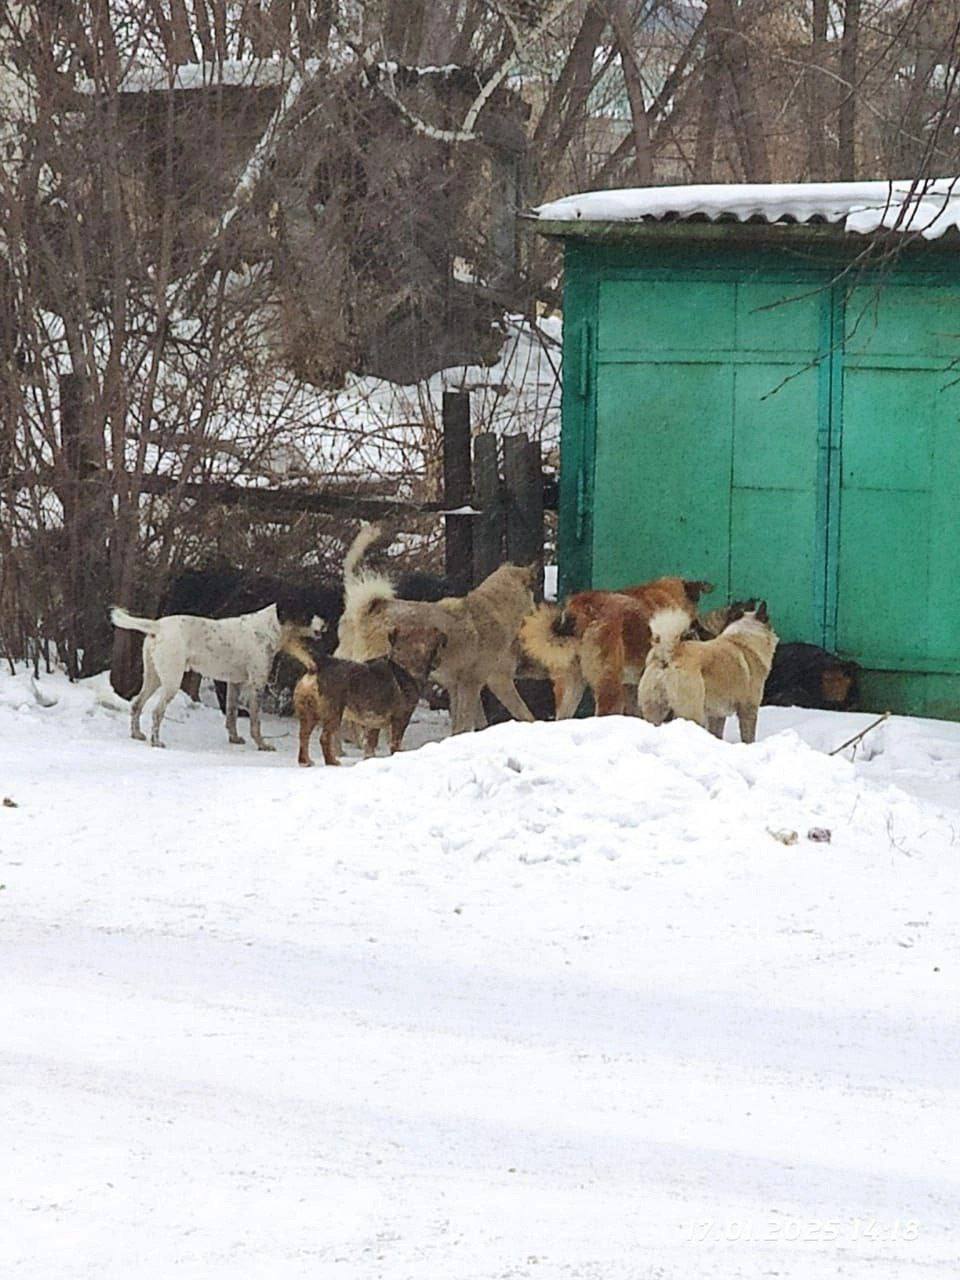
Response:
[385, 715, 945, 868]
[2, 666, 959, 1279]
[533, 179, 960, 240]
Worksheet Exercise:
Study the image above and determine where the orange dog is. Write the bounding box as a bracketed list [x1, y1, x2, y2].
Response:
[521, 577, 713, 717]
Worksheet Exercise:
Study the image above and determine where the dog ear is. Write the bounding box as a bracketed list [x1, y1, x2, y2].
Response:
[755, 600, 769, 623]
[684, 580, 714, 603]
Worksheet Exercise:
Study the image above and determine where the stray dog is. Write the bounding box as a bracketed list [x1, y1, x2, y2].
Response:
[521, 577, 713, 717]
[336, 524, 537, 733]
[695, 602, 861, 712]
[293, 626, 446, 766]
[111, 596, 325, 750]
[764, 641, 860, 711]
[639, 602, 778, 743]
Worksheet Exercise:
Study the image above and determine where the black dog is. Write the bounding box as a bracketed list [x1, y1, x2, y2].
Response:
[764, 642, 860, 712]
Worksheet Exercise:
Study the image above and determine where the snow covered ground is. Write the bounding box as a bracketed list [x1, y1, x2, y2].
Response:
[2, 667, 958, 1279]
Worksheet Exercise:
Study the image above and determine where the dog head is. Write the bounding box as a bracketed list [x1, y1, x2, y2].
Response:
[820, 658, 860, 709]
[683, 579, 715, 605]
[276, 588, 328, 638]
[732, 599, 773, 632]
[388, 625, 448, 681]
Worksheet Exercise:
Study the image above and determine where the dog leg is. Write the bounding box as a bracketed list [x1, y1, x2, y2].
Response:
[452, 680, 482, 733]
[736, 706, 758, 745]
[638, 682, 668, 726]
[247, 687, 275, 752]
[362, 727, 380, 759]
[297, 709, 317, 767]
[130, 656, 160, 742]
[473, 697, 488, 730]
[149, 686, 178, 748]
[554, 672, 586, 720]
[594, 676, 624, 716]
[485, 673, 536, 724]
[707, 715, 726, 740]
[225, 683, 245, 745]
[388, 713, 412, 754]
[320, 713, 342, 765]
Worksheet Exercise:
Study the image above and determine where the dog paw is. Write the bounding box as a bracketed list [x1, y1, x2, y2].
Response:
[229, 735, 246, 745]
[256, 743, 276, 753]
[298, 758, 314, 768]
[131, 730, 146, 741]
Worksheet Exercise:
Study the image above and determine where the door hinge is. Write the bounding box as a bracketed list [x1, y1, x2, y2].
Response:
[577, 320, 591, 399]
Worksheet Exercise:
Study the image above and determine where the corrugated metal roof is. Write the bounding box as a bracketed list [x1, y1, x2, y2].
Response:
[531, 180, 960, 240]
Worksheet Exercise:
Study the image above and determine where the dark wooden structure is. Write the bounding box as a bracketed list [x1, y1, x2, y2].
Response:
[439, 391, 547, 595]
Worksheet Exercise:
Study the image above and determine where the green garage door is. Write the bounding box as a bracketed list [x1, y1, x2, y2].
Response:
[591, 276, 827, 640]
[838, 285, 960, 688]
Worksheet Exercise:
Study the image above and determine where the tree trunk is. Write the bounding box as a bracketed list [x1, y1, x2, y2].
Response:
[719, 0, 770, 181]
[694, 0, 724, 181]
[807, 0, 829, 179]
[612, 2, 653, 185]
[838, 0, 860, 179]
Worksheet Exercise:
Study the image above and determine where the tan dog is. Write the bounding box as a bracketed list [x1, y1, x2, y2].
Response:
[638, 602, 778, 744]
[520, 577, 713, 717]
[336, 525, 537, 734]
[293, 626, 446, 766]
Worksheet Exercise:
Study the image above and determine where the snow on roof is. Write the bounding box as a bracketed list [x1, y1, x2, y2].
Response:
[75, 57, 470, 97]
[75, 58, 323, 96]
[532, 179, 960, 240]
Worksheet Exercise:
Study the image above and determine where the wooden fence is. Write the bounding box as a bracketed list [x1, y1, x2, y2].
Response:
[441, 390, 548, 596]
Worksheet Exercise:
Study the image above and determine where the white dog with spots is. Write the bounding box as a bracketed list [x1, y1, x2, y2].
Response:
[110, 600, 324, 750]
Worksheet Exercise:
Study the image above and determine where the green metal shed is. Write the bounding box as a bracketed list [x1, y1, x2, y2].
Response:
[531, 180, 960, 719]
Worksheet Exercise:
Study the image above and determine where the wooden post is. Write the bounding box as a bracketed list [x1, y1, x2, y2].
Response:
[503, 433, 545, 596]
[442, 391, 473, 594]
[472, 432, 504, 583]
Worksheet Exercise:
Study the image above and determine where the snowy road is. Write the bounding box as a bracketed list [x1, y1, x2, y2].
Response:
[2, 670, 958, 1278]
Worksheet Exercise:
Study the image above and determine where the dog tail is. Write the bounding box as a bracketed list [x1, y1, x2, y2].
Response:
[343, 522, 384, 586]
[520, 604, 578, 674]
[342, 571, 396, 617]
[551, 606, 578, 638]
[109, 606, 160, 636]
[646, 607, 693, 665]
[337, 566, 396, 660]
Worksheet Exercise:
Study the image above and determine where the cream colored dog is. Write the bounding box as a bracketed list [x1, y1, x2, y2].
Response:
[336, 524, 537, 734]
[638, 602, 778, 744]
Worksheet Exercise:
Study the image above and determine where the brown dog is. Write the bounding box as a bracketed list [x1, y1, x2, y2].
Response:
[293, 627, 446, 767]
[521, 577, 713, 717]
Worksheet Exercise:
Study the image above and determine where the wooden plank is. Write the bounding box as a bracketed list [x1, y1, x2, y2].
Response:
[472, 432, 503, 582]
[133, 473, 438, 521]
[503, 433, 544, 594]
[523, 436, 545, 599]
[442, 390, 473, 594]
